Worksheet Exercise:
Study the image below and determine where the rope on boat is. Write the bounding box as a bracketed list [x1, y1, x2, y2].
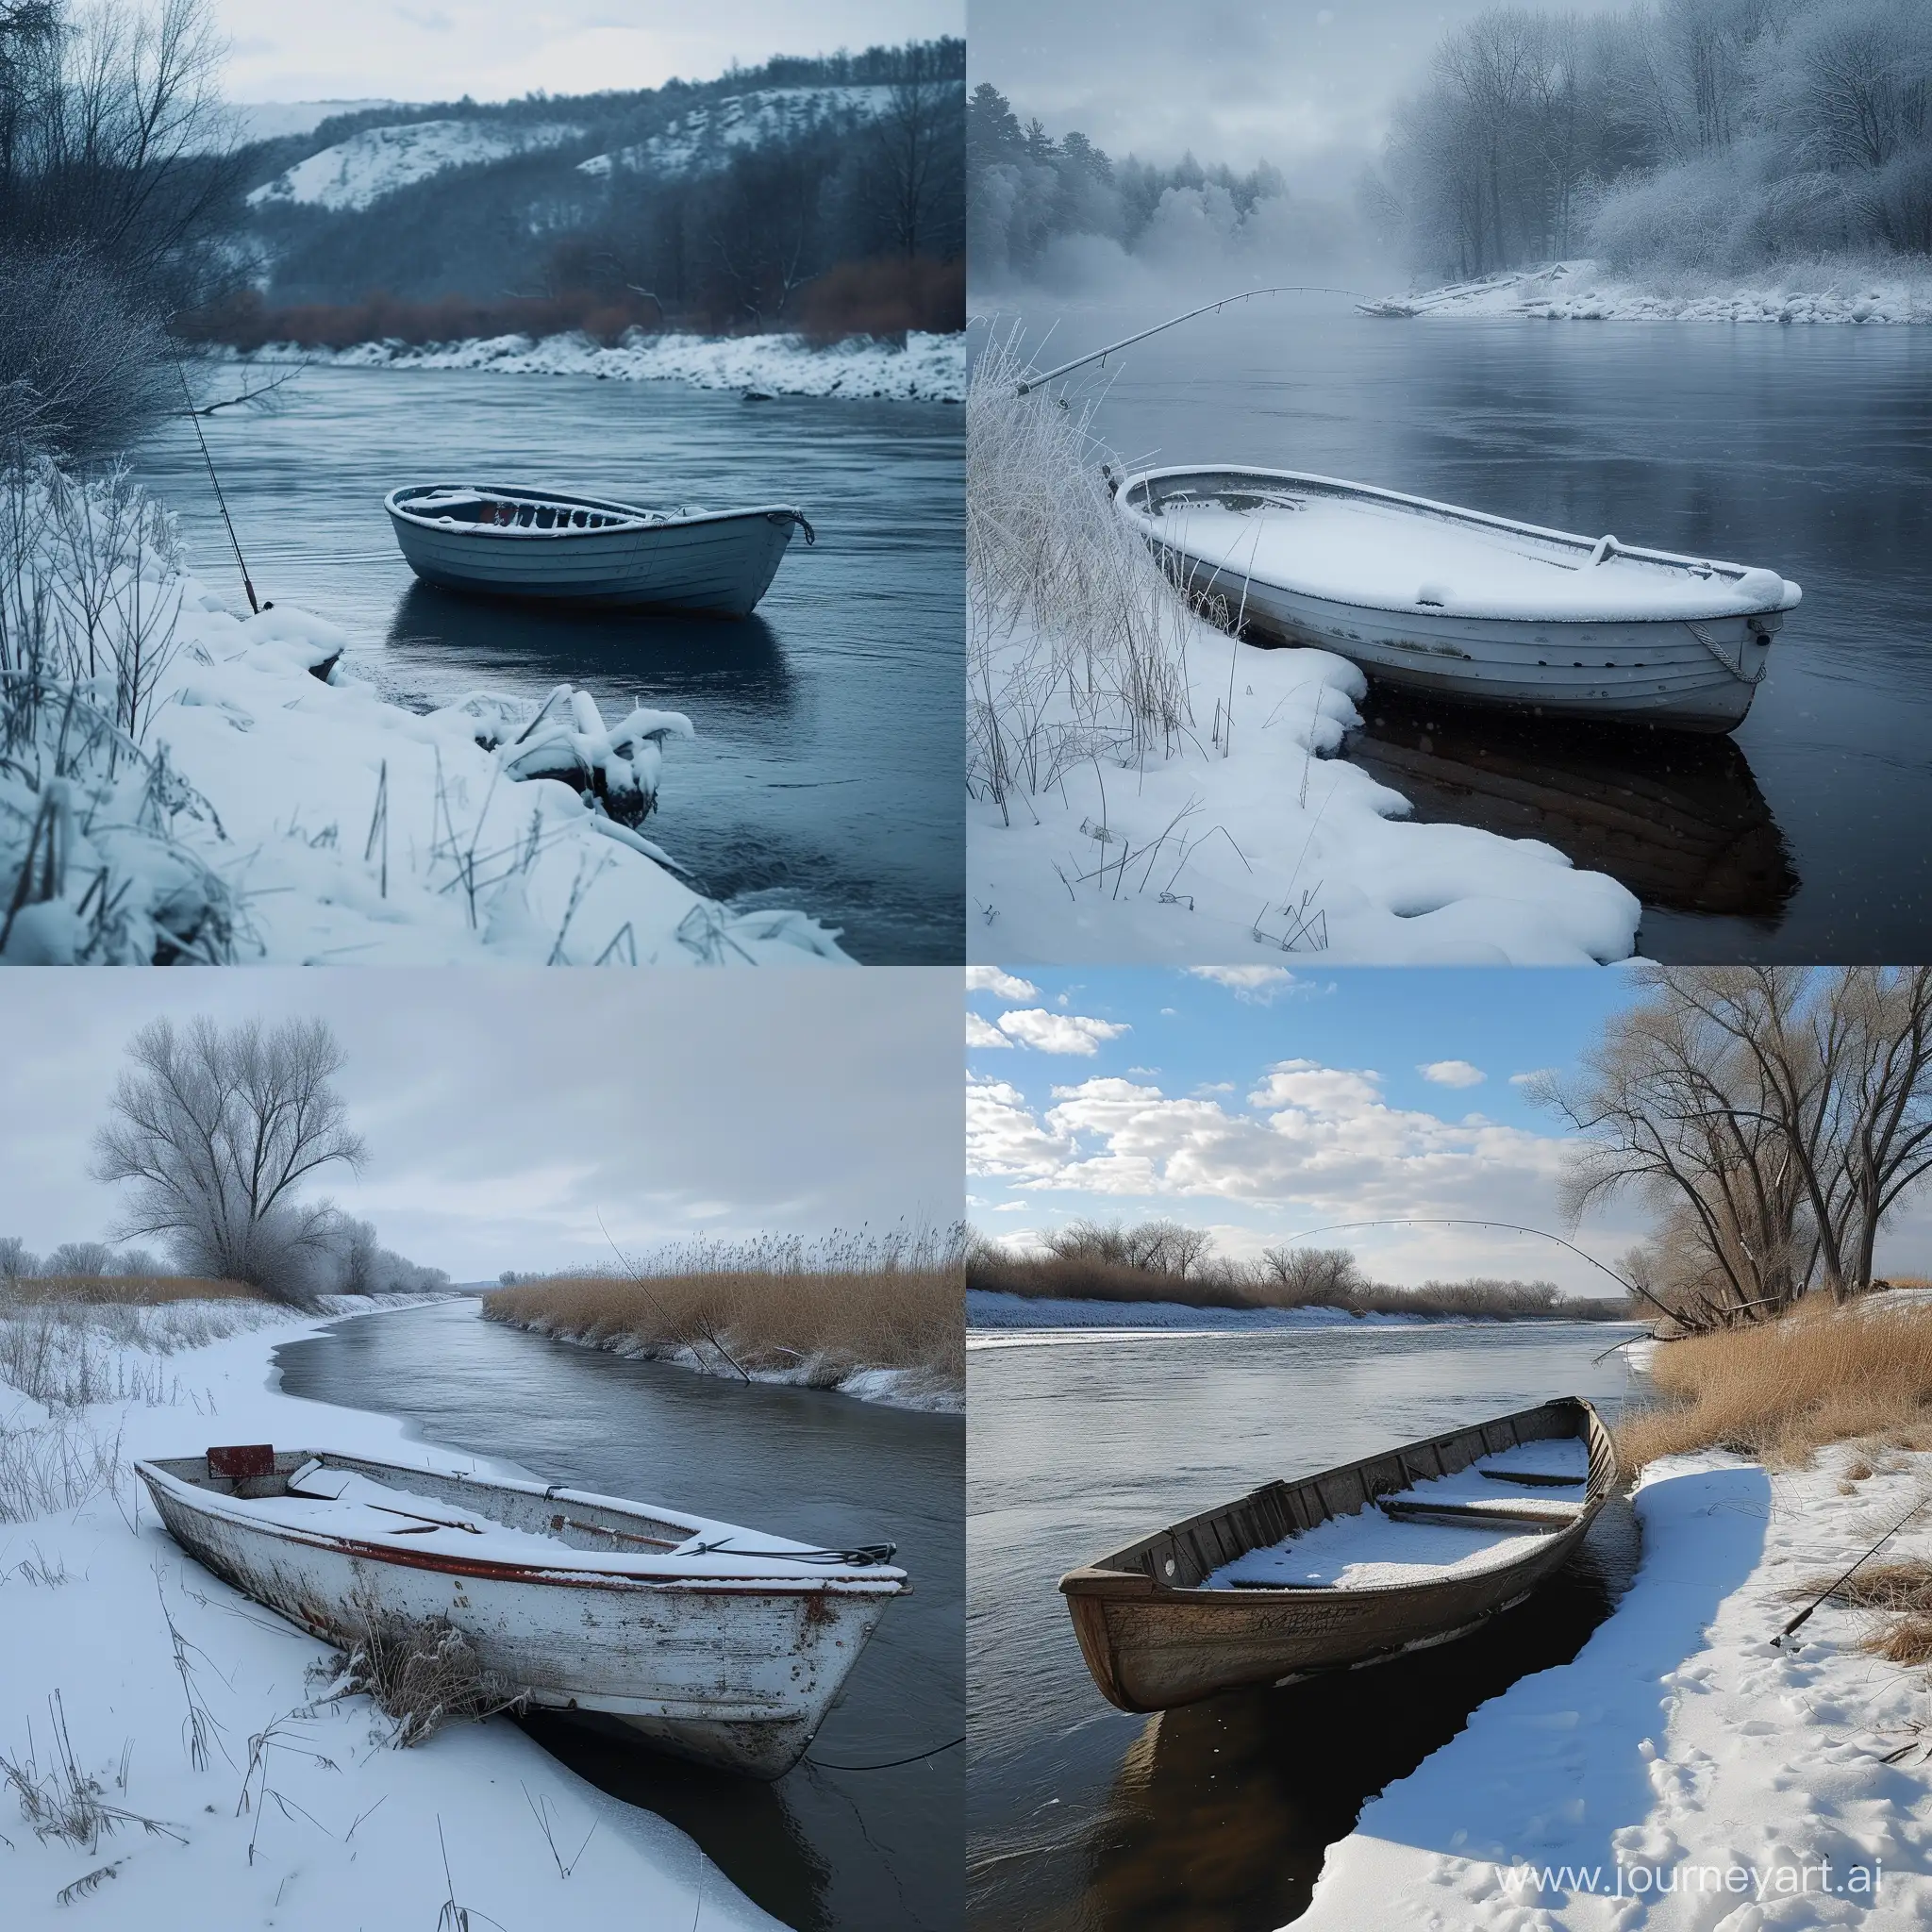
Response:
[767, 508, 815, 545]
[1684, 616, 1770, 685]
[679, 1538, 900, 1567]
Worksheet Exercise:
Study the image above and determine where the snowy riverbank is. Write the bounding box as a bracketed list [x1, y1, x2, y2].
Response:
[0, 1295, 783, 1931]
[486, 1310, 963, 1414]
[969, 1289, 1440, 1333]
[1368, 258, 1932, 325]
[219, 328, 966, 403]
[1297, 1442, 1932, 1929]
[0, 467, 848, 966]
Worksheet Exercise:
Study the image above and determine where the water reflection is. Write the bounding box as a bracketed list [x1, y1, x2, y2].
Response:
[382, 580, 797, 725]
[1070, 1500, 1640, 1932]
[1347, 690, 1797, 928]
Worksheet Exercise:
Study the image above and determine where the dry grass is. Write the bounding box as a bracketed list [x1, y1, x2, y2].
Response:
[0, 1276, 257, 1307]
[1616, 1301, 1932, 1469]
[484, 1229, 964, 1396]
[1788, 1559, 1932, 1667]
[314, 1610, 525, 1748]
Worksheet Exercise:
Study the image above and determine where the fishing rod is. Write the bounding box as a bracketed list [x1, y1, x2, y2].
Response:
[1774, 1494, 1929, 1649]
[1013, 285, 1367, 394]
[172, 352, 261, 613]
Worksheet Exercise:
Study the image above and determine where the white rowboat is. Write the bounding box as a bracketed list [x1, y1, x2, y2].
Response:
[385, 483, 813, 618]
[1115, 465, 1801, 733]
[137, 1447, 904, 1778]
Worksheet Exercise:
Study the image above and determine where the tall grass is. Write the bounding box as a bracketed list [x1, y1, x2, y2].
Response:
[1617, 1301, 1932, 1468]
[484, 1225, 965, 1396]
[0, 1291, 276, 1410]
[966, 326, 1194, 816]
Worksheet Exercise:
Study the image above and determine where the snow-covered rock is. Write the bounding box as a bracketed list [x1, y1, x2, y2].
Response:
[247, 119, 584, 212]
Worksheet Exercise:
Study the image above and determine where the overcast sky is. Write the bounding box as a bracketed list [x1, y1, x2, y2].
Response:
[0, 972, 960, 1282]
[970, 0, 1622, 175]
[968, 966, 1932, 1296]
[210, 1, 962, 106]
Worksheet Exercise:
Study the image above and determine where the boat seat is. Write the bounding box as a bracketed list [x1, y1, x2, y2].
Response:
[1377, 1497, 1582, 1530]
[1480, 1469, 1586, 1490]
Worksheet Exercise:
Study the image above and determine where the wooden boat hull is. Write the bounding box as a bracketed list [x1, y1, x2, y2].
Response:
[1060, 1397, 1616, 1714]
[386, 485, 803, 618]
[139, 1451, 900, 1779]
[1117, 466, 1800, 734]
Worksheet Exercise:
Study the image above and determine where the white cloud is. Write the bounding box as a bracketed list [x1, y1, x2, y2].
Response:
[1510, 1068, 1557, 1088]
[1419, 1059, 1486, 1089]
[1186, 965, 1307, 1003]
[996, 1008, 1130, 1056]
[967, 1011, 1012, 1049]
[965, 966, 1041, 1003]
[967, 1074, 1077, 1180]
[1194, 1081, 1236, 1094]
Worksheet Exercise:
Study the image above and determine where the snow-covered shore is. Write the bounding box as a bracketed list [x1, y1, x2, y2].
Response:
[1297, 1443, 1932, 1929]
[0, 1295, 783, 1930]
[968, 605, 1641, 965]
[1369, 258, 1932, 325]
[0, 466, 848, 966]
[486, 1308, 963, 1414]
[969, 1289, 1438, 1333]
[219, 327, 966, 403]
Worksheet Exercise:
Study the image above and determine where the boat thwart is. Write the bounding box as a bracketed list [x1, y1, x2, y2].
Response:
[138, 1446, 904, 1778]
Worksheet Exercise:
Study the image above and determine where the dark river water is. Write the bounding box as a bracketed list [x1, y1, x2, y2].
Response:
[135, 365, 963, 964]
[1016, 300, 1932, 960]
[275, 1299, 964, 1932]
[965, 1320, 1649, 1932]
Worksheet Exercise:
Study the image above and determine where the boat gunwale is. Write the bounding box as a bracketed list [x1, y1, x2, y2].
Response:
[1115, 462, 1802, 619]
[136, 1453, 907, 1597]
[385, 483, 806, 540]
[1058, 1395, 1616, 1607]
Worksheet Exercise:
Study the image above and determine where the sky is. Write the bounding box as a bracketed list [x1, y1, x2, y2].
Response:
[0, 971, 960, 1283]
[968, 966, 1932, 1296]
[970, 0, 1623, 180]
[210, 1, 962, 106]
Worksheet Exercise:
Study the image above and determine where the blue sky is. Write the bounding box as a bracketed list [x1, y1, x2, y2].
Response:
[968, 965, 1657, 1294]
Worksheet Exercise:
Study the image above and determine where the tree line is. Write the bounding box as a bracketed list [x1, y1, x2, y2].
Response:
[1372, 0, 1932, 280]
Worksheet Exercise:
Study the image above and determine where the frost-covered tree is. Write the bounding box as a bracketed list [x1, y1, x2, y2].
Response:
[92, 1015, 366, 1306]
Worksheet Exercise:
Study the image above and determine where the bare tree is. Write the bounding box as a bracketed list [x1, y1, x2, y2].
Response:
[1257, 1244, 1363, 1305]
[92, 1016, 366, 1305]
[866, 43, 963, 259]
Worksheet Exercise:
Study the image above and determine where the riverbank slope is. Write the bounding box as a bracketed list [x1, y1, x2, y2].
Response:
[0, 1295, 783, 1930]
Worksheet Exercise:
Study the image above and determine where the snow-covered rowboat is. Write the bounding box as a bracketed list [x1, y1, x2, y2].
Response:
[1060, 1396, 1615, 1712]
[137, 1447, 904, 1777]
[385, 483, 813, 617]
[1116, 466, 1801, 733]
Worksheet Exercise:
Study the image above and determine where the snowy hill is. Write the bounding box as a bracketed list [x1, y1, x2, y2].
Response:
[579, 85, 907, 179]
[247, 118, 584, 212]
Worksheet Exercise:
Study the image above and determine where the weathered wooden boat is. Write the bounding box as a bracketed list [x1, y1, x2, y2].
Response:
[1060, 1396, 1615, 1712]
[1114, 465, 1801, 733]
[385, 483, 814, 618]
[137, 1446, 904, 1777]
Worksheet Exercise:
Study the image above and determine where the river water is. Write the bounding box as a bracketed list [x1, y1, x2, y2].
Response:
[1023, 300, 1932, 960]
[275, 1299, 964, 1932]
[133, 366, 963, 964]
[965, 1320, 1650, 1932]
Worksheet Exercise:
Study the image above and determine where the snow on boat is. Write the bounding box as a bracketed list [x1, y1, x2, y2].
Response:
[385, 483, 814, 618]
[1115, 465, 1801, 733]
[137, 1447, 904, 1778]
[1060, 1397, 1615, 1713]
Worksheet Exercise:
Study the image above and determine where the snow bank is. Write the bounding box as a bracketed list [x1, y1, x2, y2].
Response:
[488, 1310, 963, 1415]
[225, 328, 966, 403]
[0, 468, 848, 966]
[966, 1290, 1426, 1332]
[1297, 1444, 1932, 1929]
[0, 1298, 782, 1931]
[1369, 258, 1932, 325]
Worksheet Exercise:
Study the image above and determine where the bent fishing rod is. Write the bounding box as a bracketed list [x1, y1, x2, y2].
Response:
[1013, 285, 1367, 393]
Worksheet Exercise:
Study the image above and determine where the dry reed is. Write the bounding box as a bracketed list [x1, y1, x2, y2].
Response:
[1616, 1301, 1932, 1469]
[483, 1227, 964, 1396]
[0, 1276, 258, 1307]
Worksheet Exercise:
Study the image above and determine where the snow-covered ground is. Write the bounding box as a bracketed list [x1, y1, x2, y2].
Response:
[0, 469, 848, 966]
[1369, 258, 1932, 325]
[1297, 1442, 1932, 1930]
[485, 1309, 963, 1414]
[224, 328, 966, 404]
[0, 1296, 782, 1930]
[246, 119, 583, 212]
[968, 606, 1641, 964]
[580, 85, 904, 179]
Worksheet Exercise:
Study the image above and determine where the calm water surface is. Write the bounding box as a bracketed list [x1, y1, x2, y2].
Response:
[1026, 302, 1932, 959]
[275, 1299, 963, 1932]
[135, 367, 963, 963]
[966, 1321, 1650, 1932]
